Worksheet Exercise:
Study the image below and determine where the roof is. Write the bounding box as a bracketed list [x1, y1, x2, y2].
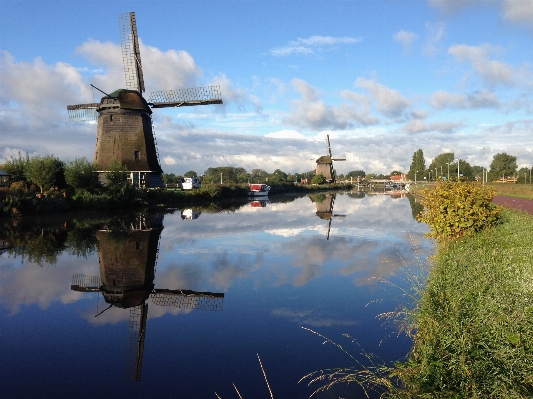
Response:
[0, 170, 9, 176]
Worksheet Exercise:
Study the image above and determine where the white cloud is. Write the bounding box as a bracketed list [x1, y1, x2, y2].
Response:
[270, 35, 361, 57]
[502, 0, 533, 23]
[448, 43, 528, 87]
[393, 30, 419, 53]
[424, 22, 446, 56]
[402, 119, 464, 134]
[428, 0, 497, 13]
[264, 130, 305, 139]
[163, 156, 177, 165]
[429, 89, 500, 109]
[355, 78, 411, 118]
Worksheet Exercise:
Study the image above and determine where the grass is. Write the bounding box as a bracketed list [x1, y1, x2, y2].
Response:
[302, 209, 533, 398]
[488, 183, 533, 200]
[391, 208, 533, 398]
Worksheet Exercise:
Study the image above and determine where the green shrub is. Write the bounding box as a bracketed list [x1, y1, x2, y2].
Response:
[417, 181, 502, 241]
[312, 174, 327, 184]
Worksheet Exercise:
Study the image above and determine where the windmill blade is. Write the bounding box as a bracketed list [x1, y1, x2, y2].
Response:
[119, 12, 145, 93]
[125, 303, 148, 381]
[71, 274, 101, 292]
[148, 86, 223, 108]
[67, 103, 99, 122]
[326, 134, 332, 157]
[150, 289, 224, 311]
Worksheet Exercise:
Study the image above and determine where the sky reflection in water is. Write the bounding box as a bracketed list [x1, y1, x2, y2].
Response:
[0, 193, 431, 399]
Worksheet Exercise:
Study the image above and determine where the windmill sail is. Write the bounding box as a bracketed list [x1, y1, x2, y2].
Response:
[148, 86, 223, 108]
[125, 303, 148, 381]
[119, 12, 145, 93]
[151, 289, 224, 311]
[67, 103, 99, 122]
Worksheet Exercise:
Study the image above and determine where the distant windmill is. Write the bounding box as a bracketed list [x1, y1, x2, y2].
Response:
[71, 213, 224, 381]
[315, 134, 346, 183]
[313, 193, 346, 240]
[67, 12, 223, 188]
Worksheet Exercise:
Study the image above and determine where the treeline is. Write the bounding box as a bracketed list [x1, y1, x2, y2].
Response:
[405, 149, 532, 183]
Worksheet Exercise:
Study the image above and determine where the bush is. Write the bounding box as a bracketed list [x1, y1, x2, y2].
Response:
[312, 174, 327, 185]
[417, 180, 502, 241]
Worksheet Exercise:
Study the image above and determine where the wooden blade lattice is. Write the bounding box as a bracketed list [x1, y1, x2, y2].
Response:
[119, 12, 145, 93]
[71, 274, 101, 292]
[148, 86, 223, 108]
[151, 289, 224, 311]
[67, 104, 99, 122]
[125, 303, 148, 381]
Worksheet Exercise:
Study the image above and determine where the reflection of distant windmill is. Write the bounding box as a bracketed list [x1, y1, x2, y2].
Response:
[66, 11, 222, 188]
[313, 194, 346, 240]
[71, 213, 224, 381]
[315, 135, 346, 183]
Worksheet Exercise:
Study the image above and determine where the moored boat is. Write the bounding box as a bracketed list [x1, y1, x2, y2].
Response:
[248, 183, 270, 197]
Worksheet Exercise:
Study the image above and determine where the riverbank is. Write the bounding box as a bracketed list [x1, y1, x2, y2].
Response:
[392, 208, 533, 398]
[0, 182, 354, 218]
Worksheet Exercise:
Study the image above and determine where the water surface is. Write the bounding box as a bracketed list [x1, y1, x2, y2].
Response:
[0, 192, 430, 398]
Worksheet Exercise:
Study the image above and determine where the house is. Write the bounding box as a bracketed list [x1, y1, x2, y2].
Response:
[0, 170, 10, 187]
[390, 173, 407, 182]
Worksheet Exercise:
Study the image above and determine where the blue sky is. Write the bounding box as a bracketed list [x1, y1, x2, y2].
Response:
[1, 0, 532, 175]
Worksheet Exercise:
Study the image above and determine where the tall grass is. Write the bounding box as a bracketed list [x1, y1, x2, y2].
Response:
[391, 209, 533, 398]
[488, 183, 533, 200]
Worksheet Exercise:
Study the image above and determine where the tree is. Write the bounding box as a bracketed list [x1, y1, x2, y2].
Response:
[104, 160, 129, 194]
[407, 149, 425, 181]
[489, 153, 517, 181]
[428, 152, 455, 179]
[24, 155, 61, 193]
[64, 157, 99, 191]
[184, 170, 197, 178]
[517, 167, 531, 184]
[268, 169, 288, 184]
[3, 151, 29, 183]
[312, 174, 326, 184]
[346, 170, 366, 178]
[162, 173, 179, 185]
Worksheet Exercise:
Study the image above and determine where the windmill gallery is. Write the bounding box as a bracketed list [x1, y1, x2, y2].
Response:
[67, 12, 223, 189]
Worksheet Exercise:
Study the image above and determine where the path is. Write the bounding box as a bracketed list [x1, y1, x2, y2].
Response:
[493, 195, 533, 215]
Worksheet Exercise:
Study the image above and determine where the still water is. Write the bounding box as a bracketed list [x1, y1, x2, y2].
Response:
[0, 192, 430, 399]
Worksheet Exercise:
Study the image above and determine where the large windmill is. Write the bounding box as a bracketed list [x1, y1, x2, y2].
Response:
[67, 12, 223, 188]
[71, 213, 224, 381]
[315, 134, 346, 183]
[312, 193, 346, 240]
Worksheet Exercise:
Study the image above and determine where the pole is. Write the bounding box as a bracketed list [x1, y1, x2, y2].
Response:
[447, 162, 450, 180]
[457, 160, 460, 181]
[415, 171, 417, 184]
[220, 173, 222, 184]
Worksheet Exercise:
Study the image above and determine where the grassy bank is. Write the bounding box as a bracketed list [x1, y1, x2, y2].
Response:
[392, 209, 533, 398]
[488, 183, 533, 200]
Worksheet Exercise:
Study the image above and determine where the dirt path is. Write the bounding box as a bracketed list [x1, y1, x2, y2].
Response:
[493, 195, 533, 215]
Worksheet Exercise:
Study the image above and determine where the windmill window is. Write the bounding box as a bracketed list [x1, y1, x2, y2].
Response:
[110, 115, 113, 122]
[134, 151, 140, 160]
[136, 242, 142, 250]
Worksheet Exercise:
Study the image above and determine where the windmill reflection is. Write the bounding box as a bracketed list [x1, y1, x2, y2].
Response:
[312, 193, 346, 240]
[71, 213, 224, 381]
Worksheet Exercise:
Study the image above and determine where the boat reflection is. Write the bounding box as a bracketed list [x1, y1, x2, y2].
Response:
[311, 193, 346, 240]
[70, 213, 224, 381]
[249, 199, 269, 208]
[181, 208, 201, 220]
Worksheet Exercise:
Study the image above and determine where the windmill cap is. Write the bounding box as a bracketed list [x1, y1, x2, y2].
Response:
[99, 89, 152, 114]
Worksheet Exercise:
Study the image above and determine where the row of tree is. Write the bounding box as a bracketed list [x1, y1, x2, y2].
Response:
[407, 150, 531, 183]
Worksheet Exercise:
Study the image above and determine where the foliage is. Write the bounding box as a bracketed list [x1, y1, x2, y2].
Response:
[162, 173, 181, 185]
[203, 166, 249, 184]
[393, 209, 533, 398]
[417, 181, 502, 241]
[64, 157, 100, 192]
[2, 151, 29, 183]
[346, 170, 366, 178]
[517, 167, 532, 184]
[103, 160, 135, 205]
[268, 168, 288, 184]
[489, 152, 517, 181]
[312, 174, 327, 184]
[24, 154, 61, 193]
[184, 170, 197, 178]
[407, 149, 425, 181]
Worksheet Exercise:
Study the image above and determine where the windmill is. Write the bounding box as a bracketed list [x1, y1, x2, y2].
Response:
[313, 193, 346, 240]
[71, 213, 224, 381]
[315, 134, 346, 183]
[67, 12, 223, 188]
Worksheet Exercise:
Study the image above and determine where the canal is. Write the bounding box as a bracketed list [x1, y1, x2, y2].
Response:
[0, 192, 431, 398]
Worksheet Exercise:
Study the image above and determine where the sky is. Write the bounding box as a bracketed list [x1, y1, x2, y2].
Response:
[1, 0, 532, 175]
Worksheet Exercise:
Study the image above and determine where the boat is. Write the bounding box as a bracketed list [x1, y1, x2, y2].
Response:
[248, 183, 270, 197]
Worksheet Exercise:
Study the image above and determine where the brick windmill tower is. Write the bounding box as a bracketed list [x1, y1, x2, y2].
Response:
[315, 134, 346, 183]
[67, 12, 222, 188]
